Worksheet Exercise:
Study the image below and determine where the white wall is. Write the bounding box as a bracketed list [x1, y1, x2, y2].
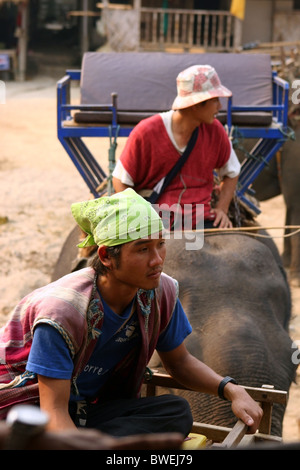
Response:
[242, 0, 274, 44]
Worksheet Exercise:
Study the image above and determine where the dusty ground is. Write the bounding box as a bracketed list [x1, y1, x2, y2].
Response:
[0, 75, 299, 443]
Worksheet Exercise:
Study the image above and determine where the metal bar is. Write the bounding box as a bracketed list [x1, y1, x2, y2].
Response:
[232, 127, 288, 139]
[231, 105, 286, 112]
[59, 138, 99, 196]
[238, 138, 276, 180]
[237, 140, 285, 196]
[72, 136, 106, 180]
[59, 126, 132, 138]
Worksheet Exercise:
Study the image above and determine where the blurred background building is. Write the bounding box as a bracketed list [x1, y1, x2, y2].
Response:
[0, 0, 300, 80]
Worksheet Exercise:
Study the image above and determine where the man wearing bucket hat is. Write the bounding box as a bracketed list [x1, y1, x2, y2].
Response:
[113, 65, 240, 229]
[0, 190, 261, 439]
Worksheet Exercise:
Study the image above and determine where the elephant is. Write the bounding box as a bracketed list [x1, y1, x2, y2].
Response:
[161, 233, 296, 437]
[235, 127, 300, 286]
[51, 226, 297, 437]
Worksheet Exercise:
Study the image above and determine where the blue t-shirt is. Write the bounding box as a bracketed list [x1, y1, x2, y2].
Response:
[26, 296, 191, 401]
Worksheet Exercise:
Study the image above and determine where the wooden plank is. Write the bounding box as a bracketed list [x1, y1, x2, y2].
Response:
[188, 13, 195, 48]
[212, 420, 248, 448]
[174, 13, 180, 45]
[159, 12, 164, 44]
[96, 2, 132, 10]
[212, 14, 217, 47]
[182, 14, 188, 45]
[192, 421, 231, 442]
[143, 12, 150, 43]
[144, 372, 288, 445]
[145, 372, 287, 405]
[166, 13, 173, 43]
[195, 13, 201, 45]
[259, 40, 300, 48]
[259, 401, 273, 434]
[243, 385, 287, 405]
[203, 14, 209, 47]
[152, 12, 158, 44]
[225, 15, 232, 48]
[68, 10, 100, 17]
[192, 421, 283, 445]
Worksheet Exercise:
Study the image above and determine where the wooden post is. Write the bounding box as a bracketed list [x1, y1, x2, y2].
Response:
[17, 1, 29, 81]
[134, 0, 141, 48]
[81, 0, 90, 55]
[233, 16, 243, 49]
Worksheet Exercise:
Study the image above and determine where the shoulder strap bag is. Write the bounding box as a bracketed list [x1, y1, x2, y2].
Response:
[146, 127, 199, 204]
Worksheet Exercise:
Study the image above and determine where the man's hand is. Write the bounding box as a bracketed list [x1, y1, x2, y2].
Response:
[223, 382, 263, 434]
[210, 175, 238, 228]
[210, 207, 232, 228]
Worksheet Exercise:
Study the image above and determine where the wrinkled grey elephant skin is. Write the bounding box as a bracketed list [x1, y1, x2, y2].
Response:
[236, 130, 300, 286]
[163, 234, 296, 436]
[51, 230, 297, 437]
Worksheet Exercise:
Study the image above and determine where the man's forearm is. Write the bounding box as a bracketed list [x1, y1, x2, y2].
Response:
[38, 375, 77, 431]
[216, 175, 239, 213]
[112, 177, 131, 193]
[160, 349, 223, 396]
[43, 407, 77, 431]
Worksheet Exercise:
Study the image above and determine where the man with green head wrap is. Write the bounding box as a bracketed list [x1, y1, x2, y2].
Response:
[0, 189, 262, 440]
[71, 188, 164, 248]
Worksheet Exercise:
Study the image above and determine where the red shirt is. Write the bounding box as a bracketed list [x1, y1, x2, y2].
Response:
[120, 114, 231, 226]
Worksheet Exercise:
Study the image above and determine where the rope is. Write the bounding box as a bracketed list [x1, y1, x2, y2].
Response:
[226, 124, 296, 167]
[107, 124, 120, 196]
[279, 126, 296, 141]
[178, 225, 300, 240]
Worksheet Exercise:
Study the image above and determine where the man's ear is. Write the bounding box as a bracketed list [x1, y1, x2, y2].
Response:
[97, 246, 111, 268]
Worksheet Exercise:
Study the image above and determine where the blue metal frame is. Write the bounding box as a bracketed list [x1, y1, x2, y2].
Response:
[57, 69, 290, 211]
[228, 71, 290, 213]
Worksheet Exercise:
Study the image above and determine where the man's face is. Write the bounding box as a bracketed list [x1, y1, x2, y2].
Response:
[110, 235, 166, 291]
[193, 97, 221, 124]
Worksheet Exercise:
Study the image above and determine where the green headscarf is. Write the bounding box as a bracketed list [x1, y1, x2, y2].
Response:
[71, 188, 164, 248]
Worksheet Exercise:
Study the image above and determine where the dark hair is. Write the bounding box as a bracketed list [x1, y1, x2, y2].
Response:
[90, 245, 122, 275]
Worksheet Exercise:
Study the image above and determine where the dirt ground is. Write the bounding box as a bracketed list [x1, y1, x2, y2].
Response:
[0, 75, 299, 443]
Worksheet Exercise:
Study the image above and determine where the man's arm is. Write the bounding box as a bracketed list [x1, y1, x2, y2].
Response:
[38, 375, 76, 431]
[210, 175, 239, 228]
[112, 176, 131, 193]
[158, 343, 263, 434]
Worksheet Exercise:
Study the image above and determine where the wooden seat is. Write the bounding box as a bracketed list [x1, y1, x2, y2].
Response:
[145, 371, 287, 448]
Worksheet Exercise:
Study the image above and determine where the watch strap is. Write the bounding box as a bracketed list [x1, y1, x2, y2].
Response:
[218, 376, 238, 400]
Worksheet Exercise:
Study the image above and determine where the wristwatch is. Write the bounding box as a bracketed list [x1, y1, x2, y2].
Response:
[5, 405, 49, 450]
[218, 376, 238, 400]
